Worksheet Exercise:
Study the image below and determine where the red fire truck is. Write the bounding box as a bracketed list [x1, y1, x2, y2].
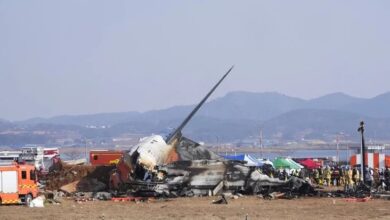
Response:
[0, 162, 38, 205]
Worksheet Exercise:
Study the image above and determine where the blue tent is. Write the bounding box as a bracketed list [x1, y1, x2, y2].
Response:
[223, 154, 265, 167]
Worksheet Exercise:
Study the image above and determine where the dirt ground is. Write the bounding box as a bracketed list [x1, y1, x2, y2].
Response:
[1, 197, 390, 220]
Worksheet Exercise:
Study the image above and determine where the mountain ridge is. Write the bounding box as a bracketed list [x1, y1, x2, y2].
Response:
[14, 91, 390, 126]
[2, 91, 390, 145]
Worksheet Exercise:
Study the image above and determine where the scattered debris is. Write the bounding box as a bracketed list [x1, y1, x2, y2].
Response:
[344, 197, 371, 202]
[75, 197, 95, 203]
[212, 195, 228, 205]
[46, 163, 114, 192]
[94, 192, 112, 201]
[111, 197, 150, 203]
[77, 178, 106, 192]
[264, 192, 285, 200]
[29, 195, 45, 208]
[372, 194, 390, 200]
[64, 159, 88, 166]
[43, 190, 63, 204]
[73, 192, 95, 203]
[60, 181, 79, 194]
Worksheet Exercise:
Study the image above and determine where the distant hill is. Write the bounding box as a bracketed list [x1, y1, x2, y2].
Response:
[14, 91, 307, 125]
[16, 91, 390, 125]
[2, 91, 390, 145]
[20, 111, 141, 126]
[197, 92, 305, 121]
[342, 92, 390, 118]
[261, 109, 390, 140]
[0, 119, 14, 131]
[304, 92, 365, 110]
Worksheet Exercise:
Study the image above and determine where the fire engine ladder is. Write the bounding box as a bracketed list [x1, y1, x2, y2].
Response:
[0, 160, 16, 166]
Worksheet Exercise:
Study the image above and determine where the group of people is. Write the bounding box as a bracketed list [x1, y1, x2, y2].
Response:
[311, 166, 390, 190]
[262, 164, 390, 191]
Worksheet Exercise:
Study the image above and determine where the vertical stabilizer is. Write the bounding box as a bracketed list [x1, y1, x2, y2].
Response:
[165, 66, 234, 144]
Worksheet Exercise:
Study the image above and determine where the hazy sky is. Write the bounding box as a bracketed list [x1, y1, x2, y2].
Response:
[1, 1, 389, 121]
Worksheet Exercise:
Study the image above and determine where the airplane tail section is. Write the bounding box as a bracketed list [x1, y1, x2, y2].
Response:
[165, 66, 234, 145]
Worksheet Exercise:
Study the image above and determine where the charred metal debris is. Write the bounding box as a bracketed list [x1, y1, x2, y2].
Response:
[105, 67, 315, 199]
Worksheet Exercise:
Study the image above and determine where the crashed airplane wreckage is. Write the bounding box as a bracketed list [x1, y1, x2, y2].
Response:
[109, 66, 314, 197]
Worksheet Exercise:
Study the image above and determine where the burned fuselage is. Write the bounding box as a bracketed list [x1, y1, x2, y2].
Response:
[111, 138, 312, 197]
[109, 136, 314, 197]
[109, 135, 223, 192]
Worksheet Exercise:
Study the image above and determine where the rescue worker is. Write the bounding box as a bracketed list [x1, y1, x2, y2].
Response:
[344, 167, 351, 190]
[385, 167, 390, 190]
[330, 167, 334, 186]
[291, 169, 296, 177]
[332, 168, 340, 186]
[282, 169, 288, 181]
[313, 168, 320, 184]
[353, 168, 360, 186]
[339, 167, 345, 186]
[373, 168, 380, 188]
[294, 169, 300, 177]
[319, 167, 324, 185]
[324, 167, 332, 186]
[299, 169, 305, 179]
[379, 168, 385, 189]
[345, 167, 354, 191]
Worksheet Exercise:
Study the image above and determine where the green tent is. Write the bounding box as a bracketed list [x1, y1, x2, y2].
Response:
[286, 158, 304, 169]
[272, 157, 301, 169]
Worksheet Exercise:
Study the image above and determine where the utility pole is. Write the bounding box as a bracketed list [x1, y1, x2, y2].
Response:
[336, 135, 340, 164]
[259, 129, 263, 158]
[216, 136, 219, 155]
[84, 138, 88, 162]
[358, 121, 367, 184]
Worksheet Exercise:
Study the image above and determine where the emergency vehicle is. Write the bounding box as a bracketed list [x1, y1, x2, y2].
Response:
[90, 150, 122, 166]
[0, 161, 38, 205]
[19, 147, 61, 173]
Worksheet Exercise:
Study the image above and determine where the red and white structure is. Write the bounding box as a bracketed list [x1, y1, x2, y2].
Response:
[350, 153, 390, 169]
[19, 147, 61, 174]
